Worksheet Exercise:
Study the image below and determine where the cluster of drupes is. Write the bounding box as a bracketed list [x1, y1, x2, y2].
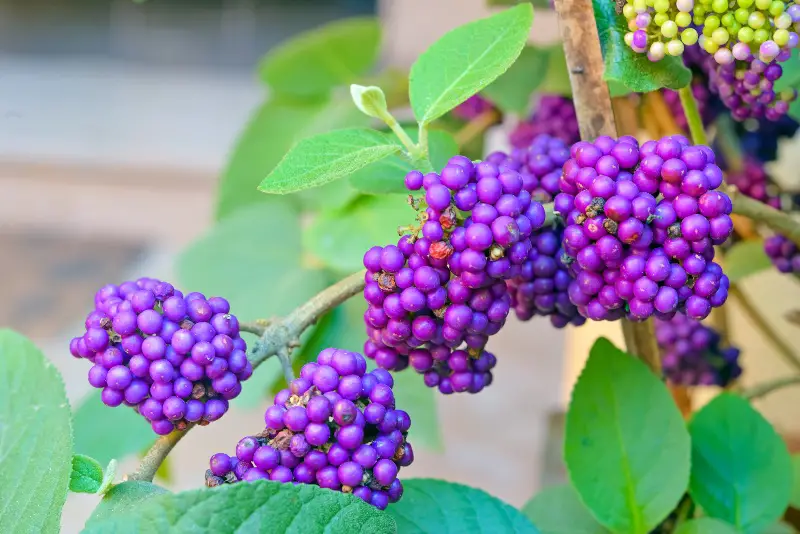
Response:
[70, 278, 252, 435]
[621, 0, 799, 122]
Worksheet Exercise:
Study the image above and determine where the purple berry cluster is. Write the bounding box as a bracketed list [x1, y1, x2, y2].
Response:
[452, 94, 497, 121]
[764, 234, 800, 273]
[556, 135, 733, 321]
[206, 348, 412, 510]
[495, 133, 571, 202]
[509, 95, 581, 149]
[708, 52, 798, 121]
[655, 314, 742, 387]
[69, 278, 251, 434]
[506, 227, 586, 327]
[725, 157, 781, 209]
[361, 155, 547, 394]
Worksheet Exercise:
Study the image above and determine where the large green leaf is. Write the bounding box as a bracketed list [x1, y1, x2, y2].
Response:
[564, 337, 691, 534]
[258, 17, 381, 99]
[386, 479, 539, 533]
[259, 129, 402, 195]
[791, 455, 800, 508]
[215, 95, 367, 221]
[482, 46, 551, 114]
[521, 485, 608, 534]
[409, 4, 534, 124]
[538, 46, 572, 96]
[178, 202, 328, 407]
[688, 393, 792, 534]
[0, 330, 73, 534]
[0, 329, 72, 534]
[85, 481, 169, 528]
[349, 129, 458, 195]
[303, 194, 412, 274]
[82, 480, 394, 534]
[73, 390, 153, 466]
[69, 455, 104, 494]
[674, 518, 739, 534]
[724, 240, 773, 284]
[593, 0, 691, 93]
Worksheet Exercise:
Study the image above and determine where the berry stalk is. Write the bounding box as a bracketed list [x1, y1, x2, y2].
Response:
[128, 425, 191, 482]
[678, 85, 708, 147]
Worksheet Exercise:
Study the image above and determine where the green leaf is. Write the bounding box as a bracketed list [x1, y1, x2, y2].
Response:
[303, 194, 412, 274]
[725, 240, 774, 283]
[258, 128, 402, 195]
[69, 455, 104, 494]
[483, 46, 551, 114]
[791, 455, 800, 508]
[521, 485, 609, 534]
[73, 390, 153, 466]
[674, 518, 739, 534]
[593, 0, 691, 93]
[97, 460, 117, 496]
[82, 480, 395, 534]
[790, 98, 800, 123]
[409, 4, 534, 124]
[564, 337, 691, 534]
[178, 202, 328, 407]
[392, 366, 443, 452]
[688, 393, 793, 534]
[0, 329, 73, 534]
[349, 129, 458, 194]
[258, 17, 381, 99]
[386, 478, 539, 533]
[215, 94, 368, 221]
[85, 481, 169, 528]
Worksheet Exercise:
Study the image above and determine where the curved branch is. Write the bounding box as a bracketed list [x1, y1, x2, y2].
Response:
[743, 375, 800, 400]
[729, 284, 800, 373]
[127, 426, 192, 482]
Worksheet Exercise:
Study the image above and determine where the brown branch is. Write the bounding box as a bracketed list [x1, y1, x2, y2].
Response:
[554, 0, 661, 374]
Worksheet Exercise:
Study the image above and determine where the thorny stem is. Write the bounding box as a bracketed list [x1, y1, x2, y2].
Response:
[729, 284, 800, 373]
[677, 85, 708, 146]
[743, 375, 800, 400]
[454, 109, 500, 147]
[553, 0, 662, 373]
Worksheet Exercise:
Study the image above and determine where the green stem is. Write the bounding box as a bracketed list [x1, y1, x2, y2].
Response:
[127, 426, 192, 482]
[678, 85, 708, 146]
[743, 375, 800, 400]
[414, 122, 433, 173]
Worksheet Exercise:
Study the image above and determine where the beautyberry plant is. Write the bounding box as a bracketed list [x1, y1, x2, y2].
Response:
[4, 1, 800, 533]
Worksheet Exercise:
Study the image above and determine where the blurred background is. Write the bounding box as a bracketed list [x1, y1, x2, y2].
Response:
[1, 1, 798, 532]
